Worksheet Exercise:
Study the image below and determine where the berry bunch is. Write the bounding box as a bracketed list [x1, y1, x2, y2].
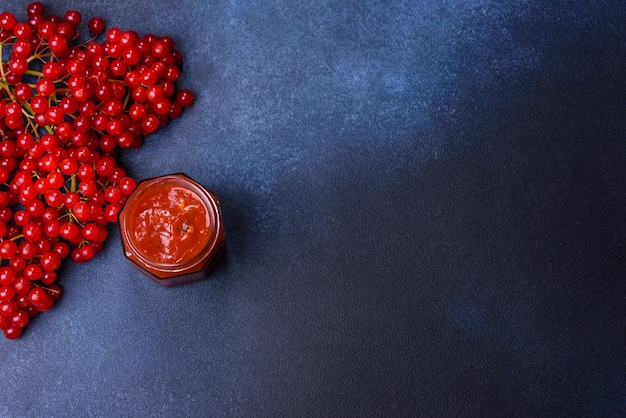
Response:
[0, 3, 195, 339]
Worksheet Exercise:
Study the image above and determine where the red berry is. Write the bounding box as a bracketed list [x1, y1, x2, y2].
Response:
[0, 286, 15, 301]
[59, 222, 81, 241]
[35, 294, 54, 312]
[81, 223, 101, 241]
[13, 22, 33, 39]
[40, 252, 62, 272]
[4, 325, 23, 339]
[119, 177, 137, 195]
[36, 78, 56, 96]
[0, 12, 16, 30]
[27, 2, 46, 16]
[104, 185, 122, 203]
[0, 241, 18, 259]
[13, 83, 33, 101]
[0, 300, 18, 317]
[11, 310, 30, 328]
[0, 267, 17, 286]
[64, 10, 82, 24]
[44, 219, 62, 238]
[104, 203, 122, 222]
[48, 33, 70, 56]
[12, 277, 31, 296]
[44, 189, 64, 207]
[22, 223, 43, 242]
[72, 201, 91, 222]
[88, 17, 105, 34]
[24, 264, 43, 281]
[176, 89, 195, 107]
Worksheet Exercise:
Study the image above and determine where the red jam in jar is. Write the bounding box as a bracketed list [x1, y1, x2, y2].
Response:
[119, 173, 225, 287]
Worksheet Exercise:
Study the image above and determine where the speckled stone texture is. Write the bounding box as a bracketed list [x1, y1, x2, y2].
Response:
[1, 1, 625, 416]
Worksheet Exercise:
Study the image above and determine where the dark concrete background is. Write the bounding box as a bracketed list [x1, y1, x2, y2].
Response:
[1, 0, 625, 416]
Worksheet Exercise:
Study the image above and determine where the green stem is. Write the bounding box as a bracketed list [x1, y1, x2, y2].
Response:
[70, 174, 77, 193]
[24, 69, 42, 77]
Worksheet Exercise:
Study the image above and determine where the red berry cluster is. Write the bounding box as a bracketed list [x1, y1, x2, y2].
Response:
[0, 3, 195, 339]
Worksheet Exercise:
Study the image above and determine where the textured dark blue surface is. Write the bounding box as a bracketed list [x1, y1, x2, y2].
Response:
[1, 0, 625, 416]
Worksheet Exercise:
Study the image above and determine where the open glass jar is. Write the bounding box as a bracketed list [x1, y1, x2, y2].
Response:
[118, 173, 225, 287]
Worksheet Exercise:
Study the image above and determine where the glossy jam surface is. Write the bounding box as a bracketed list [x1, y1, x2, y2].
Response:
[128, 185, 211, 265]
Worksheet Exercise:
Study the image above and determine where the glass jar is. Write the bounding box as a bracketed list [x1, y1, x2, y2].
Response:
[118, 173, 225, 287]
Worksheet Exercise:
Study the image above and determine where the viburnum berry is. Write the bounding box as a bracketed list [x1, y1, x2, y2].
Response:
[43, 219, 62, 238]
[0, 267, 17, 286]
[88, 16, 105, 34]
[12, 277, 31, 296]
[12, 21, 32, 39]
[0, 300, 18, 317]
[63, 10, 81, 24]
[62, 192, 80, 209]
[0, 208, 13, 224]
[59, 222, 81, 243]
[0, 286, 15, 301]
[13, 210, 31, 226]
[48, 33, 70, 56]
[104, 185, 122, 203]
[81, 223, 100, 241]
[33, 291, 53, 310]
[40, 252, 61, 271]
[8, 57, 28, 75]
[0, 241, 17, 259]
[36, 78, 56, 96]
[40, 271, 56, 285]
[18, 241, 38, 260]
[109, 166, 126, 183]
[71, 201, 91, 222]
[22, 223, 43, 242]
[119, 177, 137, 195]
[176, 89, 195, 107]
[46, 171, 65, 189]
[4, 325, 23, 339]
[44, 189, 64, 207]
[25, 199, 45, 217]
[26, 2, 46, 16]
[13, 83, 32, 101]
[0, 12, 17, 30]
[11, 309, 30, 328]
